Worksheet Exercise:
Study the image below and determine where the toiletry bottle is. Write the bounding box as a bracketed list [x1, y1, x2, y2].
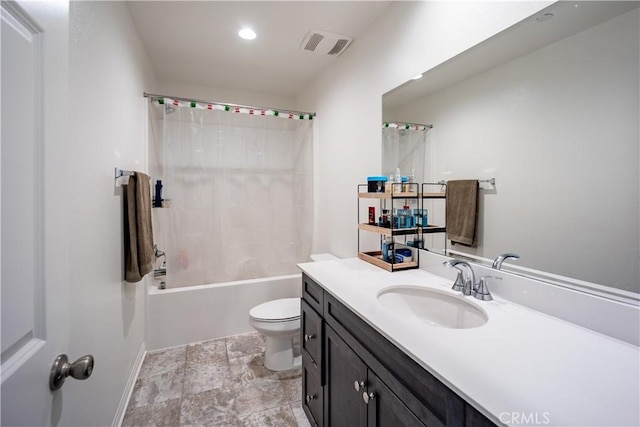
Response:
[394, 168, 402, 193]
[368, 207, 376, 225]
[382, 209, 390, 228]
[404, 205, 413, 228]
[154, 180, 163, 208]
[382, 238, 393, 262]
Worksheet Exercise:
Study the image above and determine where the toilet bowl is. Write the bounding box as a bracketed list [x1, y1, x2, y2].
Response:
[249, 254, 338, 371]
[249, 297, 301, 371]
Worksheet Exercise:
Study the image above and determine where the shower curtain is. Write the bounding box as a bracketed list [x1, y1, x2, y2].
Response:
[150, 101, 313, 288]
[381, 126, 427, 182]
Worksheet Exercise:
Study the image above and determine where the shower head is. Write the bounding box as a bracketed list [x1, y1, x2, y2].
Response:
[165, 105, 176, 115]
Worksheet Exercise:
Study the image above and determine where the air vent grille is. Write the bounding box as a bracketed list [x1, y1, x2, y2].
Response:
[300, 29, 353, 56]
[327, 39, 349, 56]
[304, 33, 325, 52]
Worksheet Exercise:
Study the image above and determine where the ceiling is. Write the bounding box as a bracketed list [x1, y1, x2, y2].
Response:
[126, 1, 392, 98]
[383, 1, 640, 110]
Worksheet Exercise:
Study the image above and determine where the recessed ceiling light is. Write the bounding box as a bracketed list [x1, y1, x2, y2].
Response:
[411, 74, 423, 80]
[238, 28, 257, 40]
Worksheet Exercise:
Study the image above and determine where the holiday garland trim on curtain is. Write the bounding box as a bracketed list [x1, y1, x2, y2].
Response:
[155, 97, 314, 120]
[382, 122, 433, 131]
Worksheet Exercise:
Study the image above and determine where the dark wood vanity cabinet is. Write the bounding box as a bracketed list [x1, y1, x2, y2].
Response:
[301, 273, 495, 427]
[325, 326, 425, 427]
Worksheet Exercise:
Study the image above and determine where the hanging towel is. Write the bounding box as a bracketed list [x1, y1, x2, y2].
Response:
[123, 172, 154, 283]
[446, 180, 479, 246]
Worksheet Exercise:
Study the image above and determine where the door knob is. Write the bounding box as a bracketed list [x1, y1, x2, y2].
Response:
[354, 380, 366, 392]
[304, 334, 315, 342]
[306, 394, 316, 403]
[363, 391, 375, 404]
[49, 354, 94, 391]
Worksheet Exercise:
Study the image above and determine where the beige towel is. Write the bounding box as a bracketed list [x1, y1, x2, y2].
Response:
[123, 172, 154, 283]
[446, 180, 478, 246]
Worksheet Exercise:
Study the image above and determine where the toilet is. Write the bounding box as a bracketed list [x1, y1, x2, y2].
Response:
[249, 253, 338, 371]
[249, 297, 301, 371]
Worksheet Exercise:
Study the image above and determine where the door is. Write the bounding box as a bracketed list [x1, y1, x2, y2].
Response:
[365, 372, 426, 427]
[325, 326, 368, 427]
[1, 1, 70, 425]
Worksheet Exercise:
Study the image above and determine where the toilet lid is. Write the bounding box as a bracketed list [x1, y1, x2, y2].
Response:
[249, 298, 300, 322]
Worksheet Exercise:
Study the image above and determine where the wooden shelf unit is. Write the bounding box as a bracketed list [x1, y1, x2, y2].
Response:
[358, 251, 419, 272]
[357, 182, 448, 272]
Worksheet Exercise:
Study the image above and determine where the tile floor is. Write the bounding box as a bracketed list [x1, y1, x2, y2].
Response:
[122, 332, 311, 427]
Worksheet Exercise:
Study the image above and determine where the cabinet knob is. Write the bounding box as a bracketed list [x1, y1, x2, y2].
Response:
[362, 391, 375, 404]
[354, 380, 366, 392]
[304, 334, 315, 342]
[306, 394, 316, 403]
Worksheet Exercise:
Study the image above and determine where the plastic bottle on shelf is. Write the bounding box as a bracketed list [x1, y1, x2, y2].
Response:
[408, 168, 416, 192]
[394, 168, 402, 193]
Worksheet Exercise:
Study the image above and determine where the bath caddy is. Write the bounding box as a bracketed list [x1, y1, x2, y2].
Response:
[358, 250, 418, 272]
[357, 183, 447, 272]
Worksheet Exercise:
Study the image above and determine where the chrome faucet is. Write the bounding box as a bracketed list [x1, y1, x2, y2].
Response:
[154, 245, 166, 265]
[473, 276, 501, 301]
[492, 253, 520, 270]
[153, 245, 167, 279]
[443, 259, 476, 296]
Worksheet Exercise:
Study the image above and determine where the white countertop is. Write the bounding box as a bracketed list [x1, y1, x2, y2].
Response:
[298, 258, 640, 427]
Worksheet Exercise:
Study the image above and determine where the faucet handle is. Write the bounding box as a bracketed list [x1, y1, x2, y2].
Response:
[451, 270, 465, 292]
[473, 276, 501, 301]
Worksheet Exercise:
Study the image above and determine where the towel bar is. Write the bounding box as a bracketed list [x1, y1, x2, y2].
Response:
[434, 178, 495, 186]
[114, 168, 134, 179]
[115, 168, 134, 179]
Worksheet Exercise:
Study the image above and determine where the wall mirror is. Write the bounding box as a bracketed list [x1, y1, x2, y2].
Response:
[382, 1, 639, 299]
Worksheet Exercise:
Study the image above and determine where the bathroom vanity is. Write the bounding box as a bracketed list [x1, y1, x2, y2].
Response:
[298, 258, 640, 427]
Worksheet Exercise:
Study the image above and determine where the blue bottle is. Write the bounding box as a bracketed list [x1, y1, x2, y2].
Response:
[154, 180, 163, 208]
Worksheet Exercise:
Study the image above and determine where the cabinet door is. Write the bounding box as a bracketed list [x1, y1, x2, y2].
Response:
[365, 372, 426, 427]
[302, 299, 323, 371]
[325, 326, 368, 427]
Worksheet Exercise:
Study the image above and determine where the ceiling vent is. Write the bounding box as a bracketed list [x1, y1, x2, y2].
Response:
[301, 30, 353, 56]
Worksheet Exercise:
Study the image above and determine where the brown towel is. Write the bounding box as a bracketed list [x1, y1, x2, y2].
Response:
[446, 180, 478, 246]
[123, 172, 154, 283]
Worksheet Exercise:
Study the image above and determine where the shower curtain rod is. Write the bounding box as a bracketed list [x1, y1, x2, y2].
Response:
[143, 92, 316, 117]
[383, 121, 433, 130]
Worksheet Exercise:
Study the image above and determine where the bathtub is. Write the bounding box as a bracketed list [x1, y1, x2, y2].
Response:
[146, 274, 302, 350]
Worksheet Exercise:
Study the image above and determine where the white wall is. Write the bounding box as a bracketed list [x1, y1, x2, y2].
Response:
[296, 1, 552, 259]
[159, 80, 296, 112]
[388, 9, 639, 292]
[68, 2, 156, 425]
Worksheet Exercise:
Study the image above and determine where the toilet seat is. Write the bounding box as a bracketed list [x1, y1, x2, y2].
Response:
[249, 298, 300, 323]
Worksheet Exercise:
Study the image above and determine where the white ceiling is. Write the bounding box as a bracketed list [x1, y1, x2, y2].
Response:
[383, 1, 640, 110]
[126, 1, 392, 98]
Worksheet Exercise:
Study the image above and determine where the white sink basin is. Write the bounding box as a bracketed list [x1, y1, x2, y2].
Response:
[377, 286, 488, 329]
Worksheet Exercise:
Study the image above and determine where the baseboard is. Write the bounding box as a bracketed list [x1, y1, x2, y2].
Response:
[112, 342, 146, 427]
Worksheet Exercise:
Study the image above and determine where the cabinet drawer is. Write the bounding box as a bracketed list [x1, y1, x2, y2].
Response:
[301, 299, 323, 374]
[302, 273, 324, 313]
[302, 356, 323, 427]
